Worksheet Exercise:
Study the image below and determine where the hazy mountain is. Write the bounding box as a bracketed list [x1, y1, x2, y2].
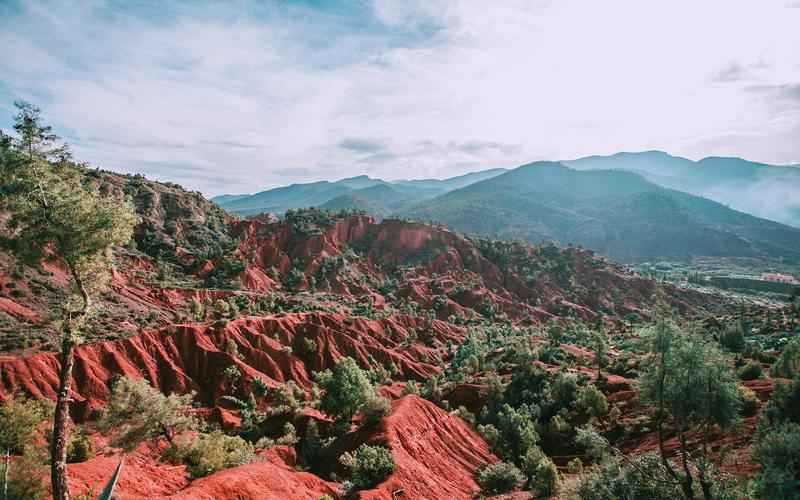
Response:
[563, 151, 800, 228]
[214, 169, 506, 216]
[400, 161, 800, 263]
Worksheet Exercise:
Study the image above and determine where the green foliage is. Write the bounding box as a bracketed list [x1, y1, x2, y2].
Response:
[567, 457, 583, 474]
[719, 321, 746, 353]
[576, 384, 609, 418]
[532, 457, 559, 497]
[0, 395, 52, 454]
[0, 447, 48, 500]
[751, 422, 800, 500]
[577, 452, 686, 500]
[482, 403, 540, 463]
[475, 461, 524, 494]
[737, 385, 759, 417]
[315, 357, 375, 426]
[640, 321, 742, 433]
[762, 377, 800, 427]
[203, 258, 245, 289]
[339, 444, 395, 490]
[736, 361, 763, 380]
[98, 377, 197, 451]
[772, 337, 800, 379]
[182, 431, 256, 478]
[361, 393, 391, 427]
[66, 427, 94, 463]
[283, 267, 306, 291]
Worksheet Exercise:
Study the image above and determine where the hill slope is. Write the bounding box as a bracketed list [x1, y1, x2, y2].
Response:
[400, 161, 800, 263]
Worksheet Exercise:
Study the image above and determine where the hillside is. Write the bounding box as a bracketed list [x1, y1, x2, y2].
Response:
[1, 167, 797, 500]
[564, 150, 800, 228]
[401, 162, 800, 264]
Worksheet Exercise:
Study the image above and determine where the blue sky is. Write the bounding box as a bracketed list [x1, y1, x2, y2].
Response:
[1, 0, 799, 196]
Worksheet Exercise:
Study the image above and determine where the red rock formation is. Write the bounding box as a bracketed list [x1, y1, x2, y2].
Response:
[358, 395, 496, 500]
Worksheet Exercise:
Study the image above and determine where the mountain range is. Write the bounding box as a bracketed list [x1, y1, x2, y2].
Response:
[214, 152, 800, 264]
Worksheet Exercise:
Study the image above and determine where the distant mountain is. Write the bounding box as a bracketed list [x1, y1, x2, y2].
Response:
[215, 169, 507, 216]
[319, 184, 412, 217]
[564, 151, 800, 228]
[211, 194, 250, 204]
[393, 168, 508, 192]
[400, 161, 800, 263]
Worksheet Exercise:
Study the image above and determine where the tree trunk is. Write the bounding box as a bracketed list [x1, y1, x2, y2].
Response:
[51, 339, 75, 500]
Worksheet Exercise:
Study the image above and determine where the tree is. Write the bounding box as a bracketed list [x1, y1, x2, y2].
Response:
[338, 444, 395, 490]
[98, 377, 197, 451]
[315, 357, 374, 429]
[639, 319, 741, 500]
[1, 102, 139, 500]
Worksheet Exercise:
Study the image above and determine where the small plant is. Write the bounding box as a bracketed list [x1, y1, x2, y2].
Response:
[737, 361, 763, 380]
[738, 385, 760, 417]
[339, 444, 395, 490]
[66, 427, 94, 463]
[567, 457, 583, 474]
[183, 431, 256, 478]
[475, 461, 523, 494]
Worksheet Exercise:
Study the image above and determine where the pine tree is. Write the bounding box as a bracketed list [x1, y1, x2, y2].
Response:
[1, 102, 138, 500]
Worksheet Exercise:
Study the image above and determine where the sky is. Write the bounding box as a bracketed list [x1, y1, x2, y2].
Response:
[1, 0, 799, 197]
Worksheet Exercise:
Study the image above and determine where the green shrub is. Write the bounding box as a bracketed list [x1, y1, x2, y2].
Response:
[475, 461, 523, 494]
[184, 431, 256, 478]
[567, 457, 583, 474]
[0, 448, 48, 500]
[532, 457, 560, 497]
[738, 385, 759, 417]
[719, 322, 746, 353]
[66, 427, 94, 463]
[762, 377, 800, 426]
[736, 361, 763, 380]
[401, 380, 421, 396]
[339, 444, 395, 490]
[361, 394, 391, 427]
[98, 377, 197, 451]
[0, 395, 51, 454]
[772, 338, 800, 379]
[315, 357, 374, 426]
[751, 422, 800, 500]
[575, 384, 608, 418]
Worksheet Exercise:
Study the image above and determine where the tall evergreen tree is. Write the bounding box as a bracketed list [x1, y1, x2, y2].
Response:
[0, 102, 138, 500]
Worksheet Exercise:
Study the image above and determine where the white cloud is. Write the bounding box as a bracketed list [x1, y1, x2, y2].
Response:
[1, 0, 799, 196]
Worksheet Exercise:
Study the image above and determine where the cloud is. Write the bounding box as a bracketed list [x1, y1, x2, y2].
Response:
[712, 62, 751, 82]
[339, 137, 388, 153]
[1, 0, 799, 196]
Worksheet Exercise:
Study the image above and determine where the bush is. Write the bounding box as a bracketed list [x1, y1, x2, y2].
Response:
[339, 444, 395, 490]
[0, 448, 48, 500]
[490, 403, 540, 463]
[66, 427, 94, 463]
[361, 394, 390, 427]
[751, 422, 800, 500]
[719, 322, 746, 353]
[315, 357, 374, 426]
[475, 461, 523, 494]
[772, 338, 800, 379]
[575, 384, 608, 418]
[532, 457, 560, 497]
[737, 361, 763, 380]
[98, 377, 197, 451]
[738, 385, 759, 417]
[401, 380, 421, 396]
[184, 431, 256, 478]
[0, 395, 51, 454]
[567, 457, 583, 474]
[762, 377, 800, 426]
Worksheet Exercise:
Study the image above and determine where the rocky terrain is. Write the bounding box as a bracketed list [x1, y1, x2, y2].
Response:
[0, 172, 797, 499]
